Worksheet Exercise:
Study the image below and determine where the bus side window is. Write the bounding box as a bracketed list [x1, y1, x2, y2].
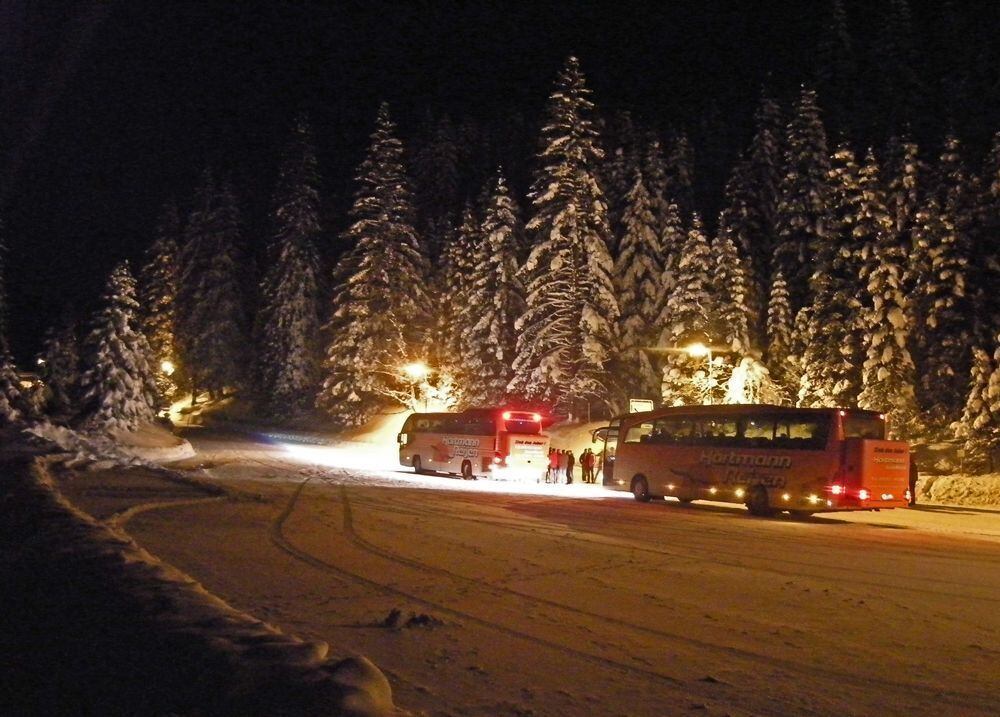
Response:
[624, 423, 653, 443]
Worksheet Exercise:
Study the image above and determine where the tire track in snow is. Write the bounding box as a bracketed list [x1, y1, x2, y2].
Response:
[324, 479, 995, 711]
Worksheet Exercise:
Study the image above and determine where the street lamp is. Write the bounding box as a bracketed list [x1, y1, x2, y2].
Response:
[684, 342, 715, 404]
[402, 361, 429, 410]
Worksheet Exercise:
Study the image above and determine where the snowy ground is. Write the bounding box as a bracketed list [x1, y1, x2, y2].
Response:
[90, 420, 1000, 716]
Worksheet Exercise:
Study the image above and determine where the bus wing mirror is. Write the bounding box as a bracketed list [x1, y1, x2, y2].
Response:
[397, 433, 407, 445]
[592, 427, 610, 443]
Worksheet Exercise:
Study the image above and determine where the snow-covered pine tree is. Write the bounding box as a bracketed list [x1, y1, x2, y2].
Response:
[613, 169, 663, 401]
[665, 132, 696, 221]
[980, 132, 1000, 333]
[39, 316, 79, 416]
[909, 195, 973, 428]
[78, 262, 159, 432]
[774, 86, 831, 314]
[139, 201, 182, 403]
[718, 160, 765, 348]
[601, 110, 641, 248]
[712, 221, 752, 357]
[952, 345, 996, 473]
[318, 103, 431, 425]
[176, 169, 249, 401]
[874, 0, 922, 137]
[856, 153, 921, 440]
[508, 56, 620, 417]
[642, 134, 673, 236]
[882, 136, 923, 295]
[764, 271, 797, 403]
[256, 114, 323, 414]
[461, 171, 526, 407]
[411, 113, 460, 262]
[814, 0, 857, 136]
[0, 217, 28, 425]
[659, 213, 716, 406]
[798, 143, 865, 408]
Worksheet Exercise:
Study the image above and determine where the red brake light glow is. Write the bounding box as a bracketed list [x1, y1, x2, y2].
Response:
[532, 413, 542, 422]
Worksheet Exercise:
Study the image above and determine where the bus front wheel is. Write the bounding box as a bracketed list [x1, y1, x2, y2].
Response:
[461, 461, 474, 480]
[746, 486, 773, 517]
[631, 476, 651, 503]
[412, 456, 424, 474]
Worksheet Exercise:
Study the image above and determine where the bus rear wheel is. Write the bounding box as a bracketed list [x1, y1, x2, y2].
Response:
[631, 476, 651, 503]
[746, 486, 774, 517]
[461, 461, 474, 480]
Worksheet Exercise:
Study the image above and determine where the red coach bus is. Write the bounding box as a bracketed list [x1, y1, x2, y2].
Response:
[594, 404, 910, 516]
[398, 408, 550, 480]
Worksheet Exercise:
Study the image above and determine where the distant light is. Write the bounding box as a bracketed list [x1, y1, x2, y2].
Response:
[667, 483, 675, 491]
[36, 357, 45, 366]
[403, 362, 428, 380]
[502, 411, 512, 420]
[782, 493, 791, 501]
[685, 342, 709, 358]
[161, 360, 175, 376]
[830, 485, 844, 495]
[734, 488, 745, 498]
[808, 494, 819, 504]
[708, 486, 717, 495]
[858, 488, 870, 500]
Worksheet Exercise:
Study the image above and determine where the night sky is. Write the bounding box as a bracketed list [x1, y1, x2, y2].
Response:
[0, 1, 994, 362]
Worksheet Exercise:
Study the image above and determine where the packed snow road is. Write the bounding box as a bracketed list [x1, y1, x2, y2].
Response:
[127, 425, 1000, 716]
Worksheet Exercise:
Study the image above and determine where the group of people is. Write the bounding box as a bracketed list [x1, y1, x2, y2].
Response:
[546, 447, 599, 484]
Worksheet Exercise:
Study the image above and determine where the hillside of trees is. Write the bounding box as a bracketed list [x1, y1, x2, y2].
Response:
[3, 1, 1000, 470]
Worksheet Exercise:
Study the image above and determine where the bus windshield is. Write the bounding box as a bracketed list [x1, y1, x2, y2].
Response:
[843, 414, 885, 440]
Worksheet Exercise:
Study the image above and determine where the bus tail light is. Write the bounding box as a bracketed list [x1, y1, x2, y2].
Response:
[502, 411, 512, 420]
[858, 488, 870, 501]
[532, 412, 542, 422]
[830, 484, 844, 495]
[493, 452, 505, 465]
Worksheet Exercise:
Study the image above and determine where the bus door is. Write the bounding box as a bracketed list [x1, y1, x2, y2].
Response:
[592, 424, 619, 485]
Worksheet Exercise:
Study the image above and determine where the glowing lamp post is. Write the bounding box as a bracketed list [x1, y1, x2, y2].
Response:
[160, 360, 176, 376]
[403, 361, 429, 410]
[684, 342, 715, 405]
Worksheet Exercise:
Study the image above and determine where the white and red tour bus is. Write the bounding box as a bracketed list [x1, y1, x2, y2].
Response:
[398, 408, 550, 480]
[594, 404, 911, 516]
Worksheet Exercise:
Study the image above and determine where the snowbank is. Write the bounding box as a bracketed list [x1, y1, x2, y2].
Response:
[919, 472, 1000, 507]
[23, 420, 194, 465]
[2, 455, 399, 716]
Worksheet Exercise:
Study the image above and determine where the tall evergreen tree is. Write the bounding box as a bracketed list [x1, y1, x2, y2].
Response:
[979, 132, 1000, 333]
[139, 201, 182, 402]
[0, 218, 25, 424]
[659, 214, 715, 405]
[256, 114, 323, 414]
[601, 110, 642, 248]
[774, 86, 831, 313]
[78, 262, 158, 432]
[882, 136, 923, 293]
[712, 221, 752, 356]
[39, 316, 79, 416]
[856, 154, 921, 438]
[797, 145, 869, 408]
[411, 113, 460, 262]
[509, 57, 620, 416]
[665, 132, 696, 220]
[814, 0, 858, 136]
[176, 170, 249, 400]
[764, 271, 797, 402]
[614, 169, 663, 400]
[910, 196, 973, 427]
[952, 345, 997, 472]
[874, 0, 922, 137]
[462, 171, 526, 407]
[319, 103, 431, 425]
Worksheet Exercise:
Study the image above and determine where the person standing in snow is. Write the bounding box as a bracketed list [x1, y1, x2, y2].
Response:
[547, 448, 558, 483]
[584, 448, 597, 483]
[556, 449, 568, 484]
[565, 449, 575, 484]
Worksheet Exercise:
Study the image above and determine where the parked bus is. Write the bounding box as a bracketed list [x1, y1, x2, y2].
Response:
[398, 408, 550, 480]
[594, 404, 911, 516]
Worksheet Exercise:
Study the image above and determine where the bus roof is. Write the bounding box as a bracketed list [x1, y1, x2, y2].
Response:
[616, 404, 884, 421]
